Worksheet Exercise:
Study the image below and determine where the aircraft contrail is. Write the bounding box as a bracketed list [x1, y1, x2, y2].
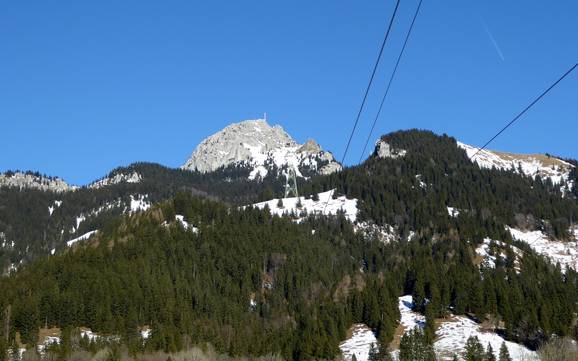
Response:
[481, 20, 505, 61]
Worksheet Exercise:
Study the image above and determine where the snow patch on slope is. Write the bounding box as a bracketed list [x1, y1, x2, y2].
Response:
[252, 189, 358, 222]
[475, 238, 522, 270]
[457, 142, 574, 188]
[339, 324, 378, 361]
[90, 171, 142, 189]
[435, 316, 537, 360]
[130, 194, 151, 212]
[446, 207, 460, 218]
[507, 227, 578, 272]
[396, 296, 536, 360]
[163, 215, 198, 233]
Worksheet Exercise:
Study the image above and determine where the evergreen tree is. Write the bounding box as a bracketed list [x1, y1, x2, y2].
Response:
[296, 197, 303, 209]
[484, 343, 496, 361]
[368, 344, 379, 361]
[463, 336, 484, 361]
[498, 343, 511, 361]
[277, 198, 284, 208]
[399, 327, 436, 361]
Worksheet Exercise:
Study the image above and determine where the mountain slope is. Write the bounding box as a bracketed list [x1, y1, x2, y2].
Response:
[457, 141, 575, 192]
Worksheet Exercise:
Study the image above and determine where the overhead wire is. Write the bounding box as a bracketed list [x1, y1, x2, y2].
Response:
[322, 0, 402, 211]
[359, 0, 424, 163]
[470, 63, 577, 160]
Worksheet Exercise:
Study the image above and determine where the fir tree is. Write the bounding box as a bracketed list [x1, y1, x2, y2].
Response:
[498, 343, 511, 361]
[368, 344, 379, 361]
[463, 336, 484, 361]
[399, 327, 436, 361]
[485, 343, 496, 361]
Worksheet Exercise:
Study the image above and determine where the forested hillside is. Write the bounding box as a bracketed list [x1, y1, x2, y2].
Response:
[0, 190, 576, 360]
[303, 130, 578, 240]
[0, 163, 286, 269]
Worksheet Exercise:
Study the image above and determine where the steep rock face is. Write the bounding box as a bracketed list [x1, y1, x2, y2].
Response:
[0, 172, 76, 192]
[457, 142, 574, 190]
[182, 119, 342, 179]
[375, 140, 407, 159]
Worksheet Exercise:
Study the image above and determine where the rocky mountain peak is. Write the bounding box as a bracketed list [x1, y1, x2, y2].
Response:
[182, 118, 341, 179]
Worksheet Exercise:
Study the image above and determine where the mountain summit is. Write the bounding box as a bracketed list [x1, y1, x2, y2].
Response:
[182, 119, 341, 179]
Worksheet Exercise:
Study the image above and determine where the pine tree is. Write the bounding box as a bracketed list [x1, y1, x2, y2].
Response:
[351, 354, 358, 361]
[498, 343, 511, 361]
[277, 198, 284, 208]
[368, 344, 379, 361]
[399, 327, 436, 361]
[296, 197, 303, 209]
[485, 343, 496, 361]
[463, 336, 484, 361]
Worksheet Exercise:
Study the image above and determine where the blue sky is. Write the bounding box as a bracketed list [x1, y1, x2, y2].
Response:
[1, 0, 577, 185]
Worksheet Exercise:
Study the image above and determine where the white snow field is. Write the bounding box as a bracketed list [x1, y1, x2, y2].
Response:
[508, 227, 578, 272]
[396, 296, 536, 360]
[252, 189, 358, 222]
[339, 324, 378, 361]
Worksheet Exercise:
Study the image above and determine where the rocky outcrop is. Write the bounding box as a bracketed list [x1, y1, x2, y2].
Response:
[375, 141, 407, 159]
[182, 119, 341, 179]
[0, 172, 76, 192]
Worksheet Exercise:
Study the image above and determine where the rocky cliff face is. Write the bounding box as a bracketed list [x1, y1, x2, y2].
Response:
[0, 171, 76, 192]
[182, 119, 342, 179]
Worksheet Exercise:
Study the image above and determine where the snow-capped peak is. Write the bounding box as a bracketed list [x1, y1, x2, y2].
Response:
[181, 119, 342, 179]
[458, 141, 574, 187]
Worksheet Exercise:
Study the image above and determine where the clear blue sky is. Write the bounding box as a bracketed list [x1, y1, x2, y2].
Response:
[1, 1, 577, 185]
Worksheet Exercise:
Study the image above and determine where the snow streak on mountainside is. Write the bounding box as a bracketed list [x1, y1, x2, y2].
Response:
[182, 119, 341, 179]
[457, 142, 574, 188]
[252, 189, 358, 222]
[0, 171, 76, 192]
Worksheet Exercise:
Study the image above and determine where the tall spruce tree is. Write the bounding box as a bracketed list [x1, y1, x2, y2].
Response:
[498, 343, 512, 361]
[463, 336, 484, 361]
[485, 343, 496, 361]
